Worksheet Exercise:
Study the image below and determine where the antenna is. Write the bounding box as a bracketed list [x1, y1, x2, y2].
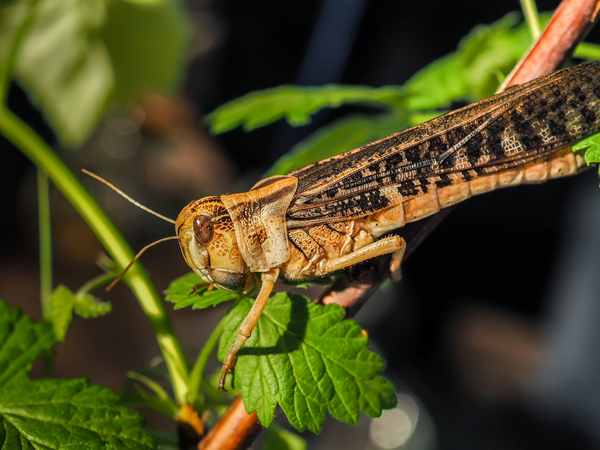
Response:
[106, 235, 180, 291]
[82, 169, 176, 224]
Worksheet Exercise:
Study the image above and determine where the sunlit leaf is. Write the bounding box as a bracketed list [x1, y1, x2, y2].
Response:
[74, 292, 112, 318]
[0, 378, 154, 448]
[573, 131, 600, 176]
[208, 85, 405, 134]
[165, 272, 245, 310]
[48, 285, 111, 341]
[404, 12, 548, 110]
[218, 293, 396, 432]
[0, 299, 55, 387]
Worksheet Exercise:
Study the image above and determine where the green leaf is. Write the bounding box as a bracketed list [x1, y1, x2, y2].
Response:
[165, 272, 245, 310]
[48, 285, 111, 341]
[74, 292, 112, 318]
[207, 85, 405, 134]
[263, 423, 307, 450]
[0, 299, 55, 387]
[218, 293, 396, 432]
[405, 12, 545, 110]
[267, 113, 411, 176]
[206, 13, 553, 143]
[573, 132, 600, 175]
[0, 378, 154, 449]
[0, 0, 189, 145]
[48, 284, 75, 342]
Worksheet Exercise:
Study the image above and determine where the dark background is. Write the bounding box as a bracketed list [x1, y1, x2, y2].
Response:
[2, 1, 600, 448]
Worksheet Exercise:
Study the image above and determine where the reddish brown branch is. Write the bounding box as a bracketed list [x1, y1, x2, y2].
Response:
[503, 0, 600, 88]
[198, 397, 260, 450]
[197, 2, 600, 449]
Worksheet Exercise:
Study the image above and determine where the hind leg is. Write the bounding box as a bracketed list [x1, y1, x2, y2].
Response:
[324, 235, 406, 274]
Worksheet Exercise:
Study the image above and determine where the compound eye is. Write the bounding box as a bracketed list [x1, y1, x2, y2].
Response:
[193, 215, 213, 245]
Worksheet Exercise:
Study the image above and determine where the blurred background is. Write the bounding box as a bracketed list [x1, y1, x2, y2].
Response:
[1, 0, 600, 448]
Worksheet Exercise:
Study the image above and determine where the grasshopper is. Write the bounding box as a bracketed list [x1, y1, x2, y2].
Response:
[92, 62, 600, 390]
[175, 62, 600, 388]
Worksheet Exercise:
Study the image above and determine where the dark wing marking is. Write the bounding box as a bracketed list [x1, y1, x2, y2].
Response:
[286, 62, 600, 225]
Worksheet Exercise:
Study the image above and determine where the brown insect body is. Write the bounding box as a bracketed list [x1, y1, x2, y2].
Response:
[176, 62, 600, 388]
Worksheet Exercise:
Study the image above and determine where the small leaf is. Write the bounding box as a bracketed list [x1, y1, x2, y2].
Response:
[74, 292, 112, 318]
[263, 423, 307, 450]
[48, 284, 76, 341]
[0, 299, 55, 387]
[48, 285, 111, 340]
[267, 113, 411, 176]
[207, 85, 405, 134]
[218, 293, 396, 432]
[0, 378, 154, 448]
[573, 132, 600, 176]
[165, 272, 244, 310]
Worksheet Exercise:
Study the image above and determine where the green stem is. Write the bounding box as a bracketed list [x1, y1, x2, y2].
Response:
[0, 107, 190, 404]
[520, 0, 541, 40]
[37, 170, 52, 319]
[38, 169, 53, 378]
[0, 0, 41, 104]
[187, 315, 227, 405]
[76, 272, 115, 297]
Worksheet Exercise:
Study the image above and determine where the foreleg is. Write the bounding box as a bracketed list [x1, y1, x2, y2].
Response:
[219, 267, 279, 390]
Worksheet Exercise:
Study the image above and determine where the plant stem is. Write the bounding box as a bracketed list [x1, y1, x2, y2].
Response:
[37, 169, 54, 378]
[187, 315, 227, 405]
[0, 107, 190, 404]
[75, 272, 115, 297]
[521, 0, 542, 39]
[37, 170, 52, 319]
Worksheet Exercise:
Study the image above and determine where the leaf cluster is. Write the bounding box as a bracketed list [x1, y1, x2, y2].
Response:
[0, 299, 153, 449]
[165, 275, 396, 434]
[208, 13, 548, 176]
[206, 12, 600, 176]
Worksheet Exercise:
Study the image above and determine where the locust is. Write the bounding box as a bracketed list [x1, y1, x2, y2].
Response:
[90, 62, 600, 390]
